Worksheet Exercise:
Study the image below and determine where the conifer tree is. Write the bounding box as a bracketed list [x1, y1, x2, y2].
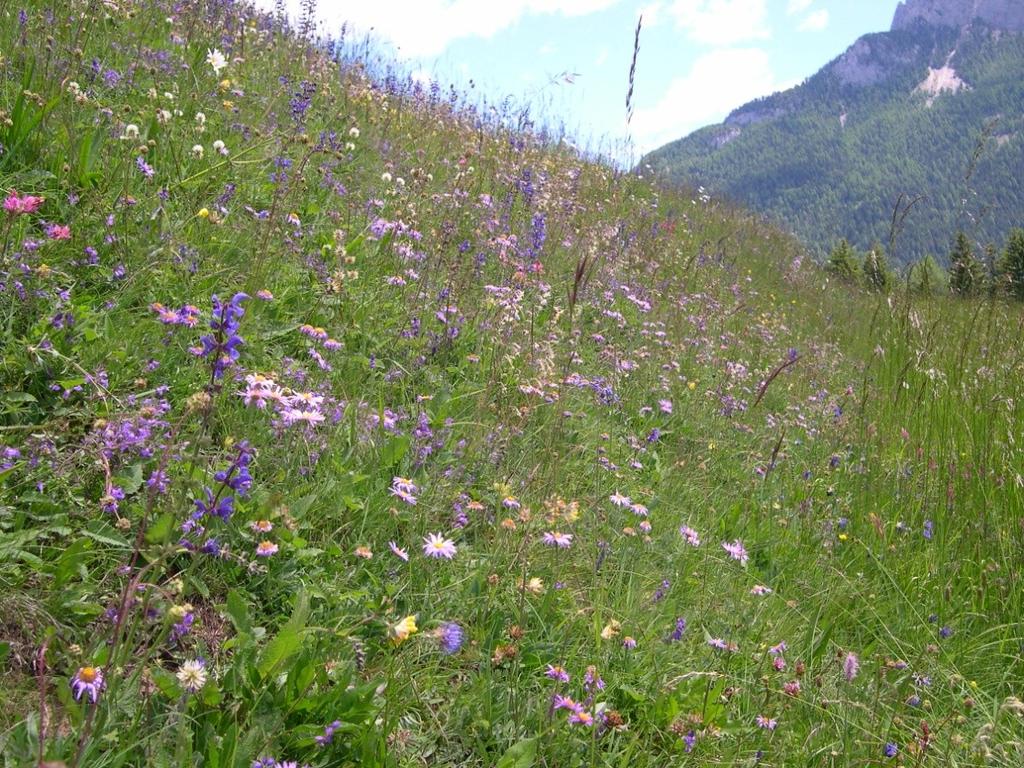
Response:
[1002, 228, 1024, 300]
[948, 230, 983, 296]
[909, 255, 946, 295]
[827, 239, 860, 282]
[862, 242, 890, 292]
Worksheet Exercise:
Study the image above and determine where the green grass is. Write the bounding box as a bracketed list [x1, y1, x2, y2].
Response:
[0, 1, 1023, 767]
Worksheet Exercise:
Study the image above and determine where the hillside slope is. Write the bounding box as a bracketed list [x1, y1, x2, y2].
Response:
[1, 1, 1023, 767]
[644, 2, 1024, 265]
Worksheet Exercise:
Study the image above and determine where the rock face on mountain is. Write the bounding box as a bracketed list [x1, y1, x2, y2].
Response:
[892, 0, 1024, 32]
[642, 0, 1024, 266]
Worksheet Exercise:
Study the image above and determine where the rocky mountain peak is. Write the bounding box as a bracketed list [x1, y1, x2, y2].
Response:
[892, 0, 1024, 32]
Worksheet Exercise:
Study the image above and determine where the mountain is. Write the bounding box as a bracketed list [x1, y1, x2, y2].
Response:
[643, 0, 1024, 266]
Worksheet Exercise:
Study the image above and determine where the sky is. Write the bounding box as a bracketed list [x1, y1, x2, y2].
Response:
[259, 0, 903, 159]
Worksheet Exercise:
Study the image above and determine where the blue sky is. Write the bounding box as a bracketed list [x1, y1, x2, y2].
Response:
[264, 1, 903, 159]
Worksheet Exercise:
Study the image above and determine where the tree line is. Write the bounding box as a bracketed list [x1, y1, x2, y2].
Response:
[826, 228, 1024, 298]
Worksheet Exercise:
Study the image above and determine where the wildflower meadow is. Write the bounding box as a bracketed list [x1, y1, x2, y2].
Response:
[0, 1, 1022, 766]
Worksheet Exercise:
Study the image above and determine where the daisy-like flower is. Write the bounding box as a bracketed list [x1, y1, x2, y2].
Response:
[206, 48, 227, 75]
[659, 399, 673, 414]
[391, 476, 418, 505]
[708, 637, 738, 652]
[281, 408, 325, 426]
[388, 541, 409, 561]
[71, 666, 105, 703]
[609, 492, 631, 507]
[679, 526, 701, 546]
[541, 531, 573, 548]
[176, 659, 208, 692]
[389, 615, 418, 645]
[622, 636, 638, 649]
[545, 664, 570, 682]
[250, 520, 273, 533]
[422, 533, 456, 559]
[255, 540, 278, 557]
[256, 289, 274, 301]
[755, 715, 778, 730]
[629, 502, 649, 517]
[722, 539, 749, 565]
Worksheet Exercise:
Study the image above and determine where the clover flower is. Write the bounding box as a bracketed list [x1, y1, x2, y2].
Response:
[176, 659, 208, 692]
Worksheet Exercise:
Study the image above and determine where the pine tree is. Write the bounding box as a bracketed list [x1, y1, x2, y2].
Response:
[827, 239, 860, 282]
[1003, 228, 1024, 300]
[948, 231, 983, 296]
[862, 242, 890, 292]
[909, 255, 946, 295]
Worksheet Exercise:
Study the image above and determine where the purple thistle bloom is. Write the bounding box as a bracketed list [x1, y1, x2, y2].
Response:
[438, 622, 464, 655]
[683, 730, 696, 752]
[136, 156, 154, 179]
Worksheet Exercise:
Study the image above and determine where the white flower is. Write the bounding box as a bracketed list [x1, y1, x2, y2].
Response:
[212, 139, 228, 156]
[191, 144, 204, 159]
[381, 172, 392, 184]
[206, 48, 227, 75]
[122, 124, 139, 141]
[348, 126, 360, 138]
[176, 659, 208, 692]
[195, 112, 206, 125]
[345, 141, 355, 151]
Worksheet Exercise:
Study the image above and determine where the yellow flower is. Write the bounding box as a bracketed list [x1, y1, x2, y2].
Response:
[601, 620, 622, 640]
[198, 208, 210, 219]
[390, 615, 418, 645]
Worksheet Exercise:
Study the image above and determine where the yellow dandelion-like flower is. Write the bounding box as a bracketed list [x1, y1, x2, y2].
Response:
[390, 615, 418, 646]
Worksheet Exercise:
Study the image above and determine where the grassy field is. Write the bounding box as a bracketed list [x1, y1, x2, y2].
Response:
[1, 1, 1023, 766]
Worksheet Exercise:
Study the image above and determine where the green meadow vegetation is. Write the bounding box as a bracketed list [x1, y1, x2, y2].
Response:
[0, 1, 1022, 766]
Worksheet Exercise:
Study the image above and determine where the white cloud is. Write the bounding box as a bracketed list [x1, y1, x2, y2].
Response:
[638, 2, 665, 27]
[258, 0, 622, 59]
[786, 0, 813, 14]
[667, 0, 771, 46]
[595, 48, 610, 65]
[797, 9, 829, 30]
[629, 47, 789, 153]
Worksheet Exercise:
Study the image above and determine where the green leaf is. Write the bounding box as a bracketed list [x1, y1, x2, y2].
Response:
[257, 626, 302, 680]
[82, 522, 130, 549]
[145, 513, 175, 544]
[495, 737, 538, 768]
[114, 463, 145, 496]
[225, 590, 253, 636]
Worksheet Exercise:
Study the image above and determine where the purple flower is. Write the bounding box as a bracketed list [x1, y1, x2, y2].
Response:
[669, 617, 687, 642]
[843, 652, 860, 681]
[190, 293, 248, 379]
[136, 156, 155, 179]
[884, 742, 898, 758]
[722, 539, 748, 565]
[438, 622, 464, 655]
[71, 666, 105, 703]
[544, 664, 570, 683]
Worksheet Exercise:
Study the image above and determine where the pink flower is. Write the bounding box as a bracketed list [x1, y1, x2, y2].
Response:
[541, 531, 573, 548]
[46, 223, 71, 240]
[722, 539, 748, 565]
[422, 532, 456, 559]
[388, 541, 409, 561]
[255, 541, 279, 557]
[609, 492, 631, 507]
[4, 190, 44, 215]
[755, 715, 778, 730]
[71, 666, 105, 703]
[679, 526, 701, 546]
[843, 652, 860, 681]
